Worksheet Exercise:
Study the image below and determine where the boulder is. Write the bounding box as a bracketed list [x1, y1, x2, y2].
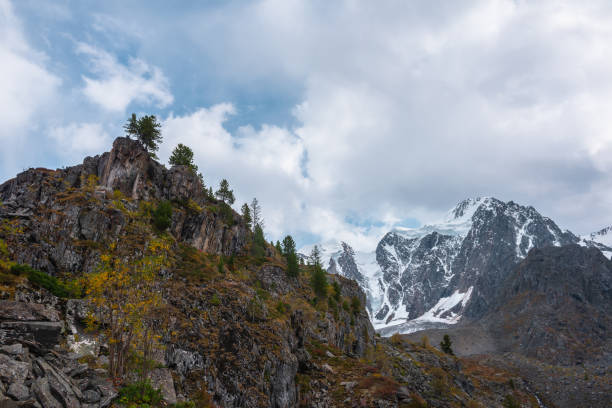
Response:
[0, 301, 60, 322]
[148, 368, 177, 405]
[0, 344, 24, 356]
[0, 322, 63, 348]
[31, 378, 62, 408]
[35, 358, 83, 408]
[0, 354, 30, 384]
[6, 383, 29, 401]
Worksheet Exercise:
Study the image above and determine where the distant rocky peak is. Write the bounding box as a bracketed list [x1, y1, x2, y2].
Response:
[336, 242, 365, 285]
[446, 196, 490, 221]
[340, 241, 355, 257]
[590, 225, 612, 243]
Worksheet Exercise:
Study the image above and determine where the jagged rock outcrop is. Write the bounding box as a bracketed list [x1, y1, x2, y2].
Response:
[486, 244, 612, 365]
[0, 294, 117, 408]
[0, 137, 250, 277]
[403, 244, 612, 408]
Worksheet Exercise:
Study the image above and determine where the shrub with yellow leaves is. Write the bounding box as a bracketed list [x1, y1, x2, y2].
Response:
[85, 236, 171, 381]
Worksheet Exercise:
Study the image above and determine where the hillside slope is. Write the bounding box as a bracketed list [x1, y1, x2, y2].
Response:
[404, 244, 612, 408]
[0, 137, 544, 407]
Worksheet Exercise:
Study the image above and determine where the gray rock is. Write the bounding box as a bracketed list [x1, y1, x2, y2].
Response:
[6, 383, 30, 401]
[148, 368, 177, 405]
[31, 378, 62, 408]
[81, 390, 100, 404]
[0, 301, 60, 322]
[95, 379, 117, 408]
[95, 355, 109, 367]
[0, 354, 30, 384]
[0, 322, 63, 348]
[68, 364, 89, 379]
[165, 346, 204, 376]
[0, 344, 24, 355]
[0, 399, 19, 408]
[35, 358, 82, 408]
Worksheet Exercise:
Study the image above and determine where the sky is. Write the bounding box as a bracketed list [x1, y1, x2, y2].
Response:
[2, 0, 612, 251]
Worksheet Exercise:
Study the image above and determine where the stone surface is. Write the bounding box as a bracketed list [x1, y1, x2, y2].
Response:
[0, 301, 60, 322]
[0, 322, 63, 348]
[80, 390, 100, 404]
[0, 344, 23, 355]
[6, 383, 29, 401]
[0, 354, 30, 384]
[148, 368, 177, 405]
[31, 378, 62, 408]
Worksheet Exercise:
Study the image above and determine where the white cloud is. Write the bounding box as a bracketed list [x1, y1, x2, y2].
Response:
[151, 0, 612, 245]
[6, 0, 612, 249]
[49, 122, 111, 160]
[77, 42, 173, 112]
[0, 0, 60, 174]
[0, 0, 60, 133]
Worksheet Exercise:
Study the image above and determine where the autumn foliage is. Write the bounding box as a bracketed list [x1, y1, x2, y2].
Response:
[85, 237, 171, 381]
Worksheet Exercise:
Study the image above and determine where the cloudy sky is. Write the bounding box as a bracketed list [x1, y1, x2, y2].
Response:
[2, 0, 612, 250]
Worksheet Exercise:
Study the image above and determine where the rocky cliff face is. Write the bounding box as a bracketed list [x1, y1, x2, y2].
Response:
[487, 244, 612, 366]
[0, 137, 381, 407]
[402, 244, 612, 408]
[0, 137, 249, 277]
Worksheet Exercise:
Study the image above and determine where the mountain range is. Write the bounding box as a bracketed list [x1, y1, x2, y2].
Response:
[0, 137, 610, 407]
[316, 197, 612, 335]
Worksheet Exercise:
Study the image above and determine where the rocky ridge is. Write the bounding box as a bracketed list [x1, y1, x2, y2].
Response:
[0, 137, 545, 407]
[403, 243, 612, 408]
[0, 137, 249, 277]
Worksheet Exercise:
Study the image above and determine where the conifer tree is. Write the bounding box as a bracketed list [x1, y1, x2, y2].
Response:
[282, 235, 299, 278]
[241, 203, 252, 229]
[282, 235, 297, 256]
[169, 143, 198, 172]
[310, 245, 322, 268]
[440, 334, 454, 355]
[332, 281, 341, 302]
[311, 265, 328, 298]
[124, 114, 163, 159]
[275, 241, 282, 254]
[251, 224, 266, 259]
[215, 179, 235, 205]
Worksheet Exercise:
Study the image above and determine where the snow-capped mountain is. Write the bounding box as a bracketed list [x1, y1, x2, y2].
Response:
[589, 226, 612, 246]
[580, 226, 612, 258]
[322, 197, 612, 336]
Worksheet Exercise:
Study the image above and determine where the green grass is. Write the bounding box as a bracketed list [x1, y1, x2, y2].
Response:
[10, 264, 80, 298]
[118, 381, 163, 408]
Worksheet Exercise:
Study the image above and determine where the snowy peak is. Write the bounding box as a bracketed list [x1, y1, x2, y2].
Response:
[445, 196, 490, 222]
[589, 226, 612, 247]
[578, 226, 612, 259]
[325, 197, 590, 336]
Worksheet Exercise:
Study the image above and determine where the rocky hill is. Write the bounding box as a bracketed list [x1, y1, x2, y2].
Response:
[402, 244, 612, 408]
[0, 137, 546, 407]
